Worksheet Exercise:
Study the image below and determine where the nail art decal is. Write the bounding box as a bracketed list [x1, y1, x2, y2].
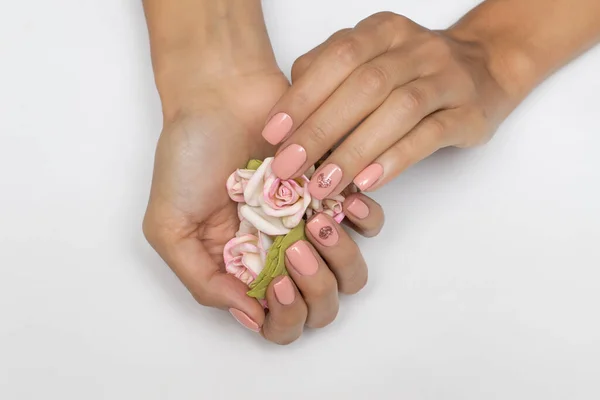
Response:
[317, 173, 332, 188]
[307, 214, 340, 246]
[309, 164, 343, 200]
[319, 226, 334, 240]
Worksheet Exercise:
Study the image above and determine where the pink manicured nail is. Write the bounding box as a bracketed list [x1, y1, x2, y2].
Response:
[262, 113, 293, 145]
[286, 240, 319, 276]
[308, 163, 343, 200]
[229, 308, 260, 332]
[273, 276, 295, 305]
[307, 214, 339, 247]
[353, 163, 383, 191]
[271, 144, 307, 179]
[346, 197, 370, 219]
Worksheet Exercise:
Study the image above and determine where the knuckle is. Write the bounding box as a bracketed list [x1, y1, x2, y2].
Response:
[363, 224, 383, 238]
[426, 115, 448, 142]
[356, 64, 389, 95]
[336, 249, 368, 295]
[309, 276, 338, 300]
[370, 11, 402, 26]
[291, 55, 311, 81]
[330, 28, 352, 40]
[273, 296, 308, 327]
[305, 120, 331, 145]
[291, 90, 310, 108]
[395, 85, 427, 116]
[384, 12, 411, 33]
[264, 309, 307, 345]
[330, 35, 361, 65]
[425, 35, 453, 59]
[348, 142, 369, 163]
[419, 36, 456, 74]
[339, 267, 368, 295]
[306, 305, 339, 329]
[269, 334, 300, 346]
[191, 287, 214, 308]
[457, 108, 494, 147]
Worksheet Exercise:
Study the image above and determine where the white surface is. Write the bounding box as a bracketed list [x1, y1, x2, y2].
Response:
[1, 0, 599, 399]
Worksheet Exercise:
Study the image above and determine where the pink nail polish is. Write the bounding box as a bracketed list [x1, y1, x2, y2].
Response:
[262, 113, 293, 145]
[306, 214, 339, 247]
[271, 144, 307, 179]
[346, 197, 370, 219]
[286, 240, 319, 276]
[308, 163, 343, 200]
[229, 308, 260, 332]
[353, 163, 383, 191]
[273, 276, 295, 305]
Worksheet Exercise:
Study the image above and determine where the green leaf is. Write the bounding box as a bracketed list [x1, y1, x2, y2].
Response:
[245, 159, 263, 171]
[246, 220, 306, 299]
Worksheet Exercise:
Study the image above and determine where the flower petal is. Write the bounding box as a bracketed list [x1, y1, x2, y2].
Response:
[242, 253, 265, 277]
[334, 212, 345, 224]
[239, 204, 291, 236]
[244, 158, 272, 207]
[237, 219, 258, 236]
[226, 172, 245, 202]
[260, 197, 305, 217]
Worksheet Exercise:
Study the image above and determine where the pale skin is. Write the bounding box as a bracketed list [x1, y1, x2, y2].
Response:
[142, 0, 600, 344]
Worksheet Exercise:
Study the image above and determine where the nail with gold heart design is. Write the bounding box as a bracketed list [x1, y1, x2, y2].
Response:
[308, 164, 342, 200]
[306, 213, 339, 247]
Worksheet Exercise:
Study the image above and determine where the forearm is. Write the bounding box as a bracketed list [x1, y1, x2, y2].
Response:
[143, 0, 277, 114]
[449, 0, 600, 100]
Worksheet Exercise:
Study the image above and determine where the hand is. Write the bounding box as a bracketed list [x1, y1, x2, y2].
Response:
[142, 70, 385, 345]
[261, 12, 518, 197]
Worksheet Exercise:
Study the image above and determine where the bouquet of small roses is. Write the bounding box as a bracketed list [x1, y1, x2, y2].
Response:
[223, 157, 345, 304]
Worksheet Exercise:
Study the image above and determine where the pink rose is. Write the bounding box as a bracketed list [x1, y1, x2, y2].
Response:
[307, 194, 345, 223]
[238, 158, 312, 235]
[223, 229, 273, 286]
[226, 168, 256, 203]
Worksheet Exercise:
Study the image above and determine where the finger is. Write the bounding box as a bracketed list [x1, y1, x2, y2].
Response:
[291, 29, 352, 83]
[305, 76, 454, 198]
[285, 240, 339, 328]
[261, 276, 308, 345]
[272, 47, 427, 183]
[342, 193, 385, 238]
[144, 227, 266, 333]
[354, 108, 471, 191]
[261, 12, 411, 146]
[305, 213, 368, 295]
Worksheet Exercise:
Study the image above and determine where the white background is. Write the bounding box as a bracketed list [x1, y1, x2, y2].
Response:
[1, 0, 599, 399]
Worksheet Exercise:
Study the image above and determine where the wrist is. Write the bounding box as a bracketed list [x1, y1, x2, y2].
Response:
[446, 23, 538, 106]
[143, 0, 279, 119]
[153, 47, 280, 119]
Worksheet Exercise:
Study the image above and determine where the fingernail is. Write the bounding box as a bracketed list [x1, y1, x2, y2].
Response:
[346, 197, 370, 219]
[286, 240, 319, 276]
[271, 144, 307, 179]
[308, 163, 343, 200]
[306, 214, 339, 247]
[353, 163, 383, 191]
[273, 276, 295, 305]
[262, 113, 293, 145]
[229, 308, 260, 332]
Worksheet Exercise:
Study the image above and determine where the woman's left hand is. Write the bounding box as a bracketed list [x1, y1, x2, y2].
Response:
[262, 12, 520, 197]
